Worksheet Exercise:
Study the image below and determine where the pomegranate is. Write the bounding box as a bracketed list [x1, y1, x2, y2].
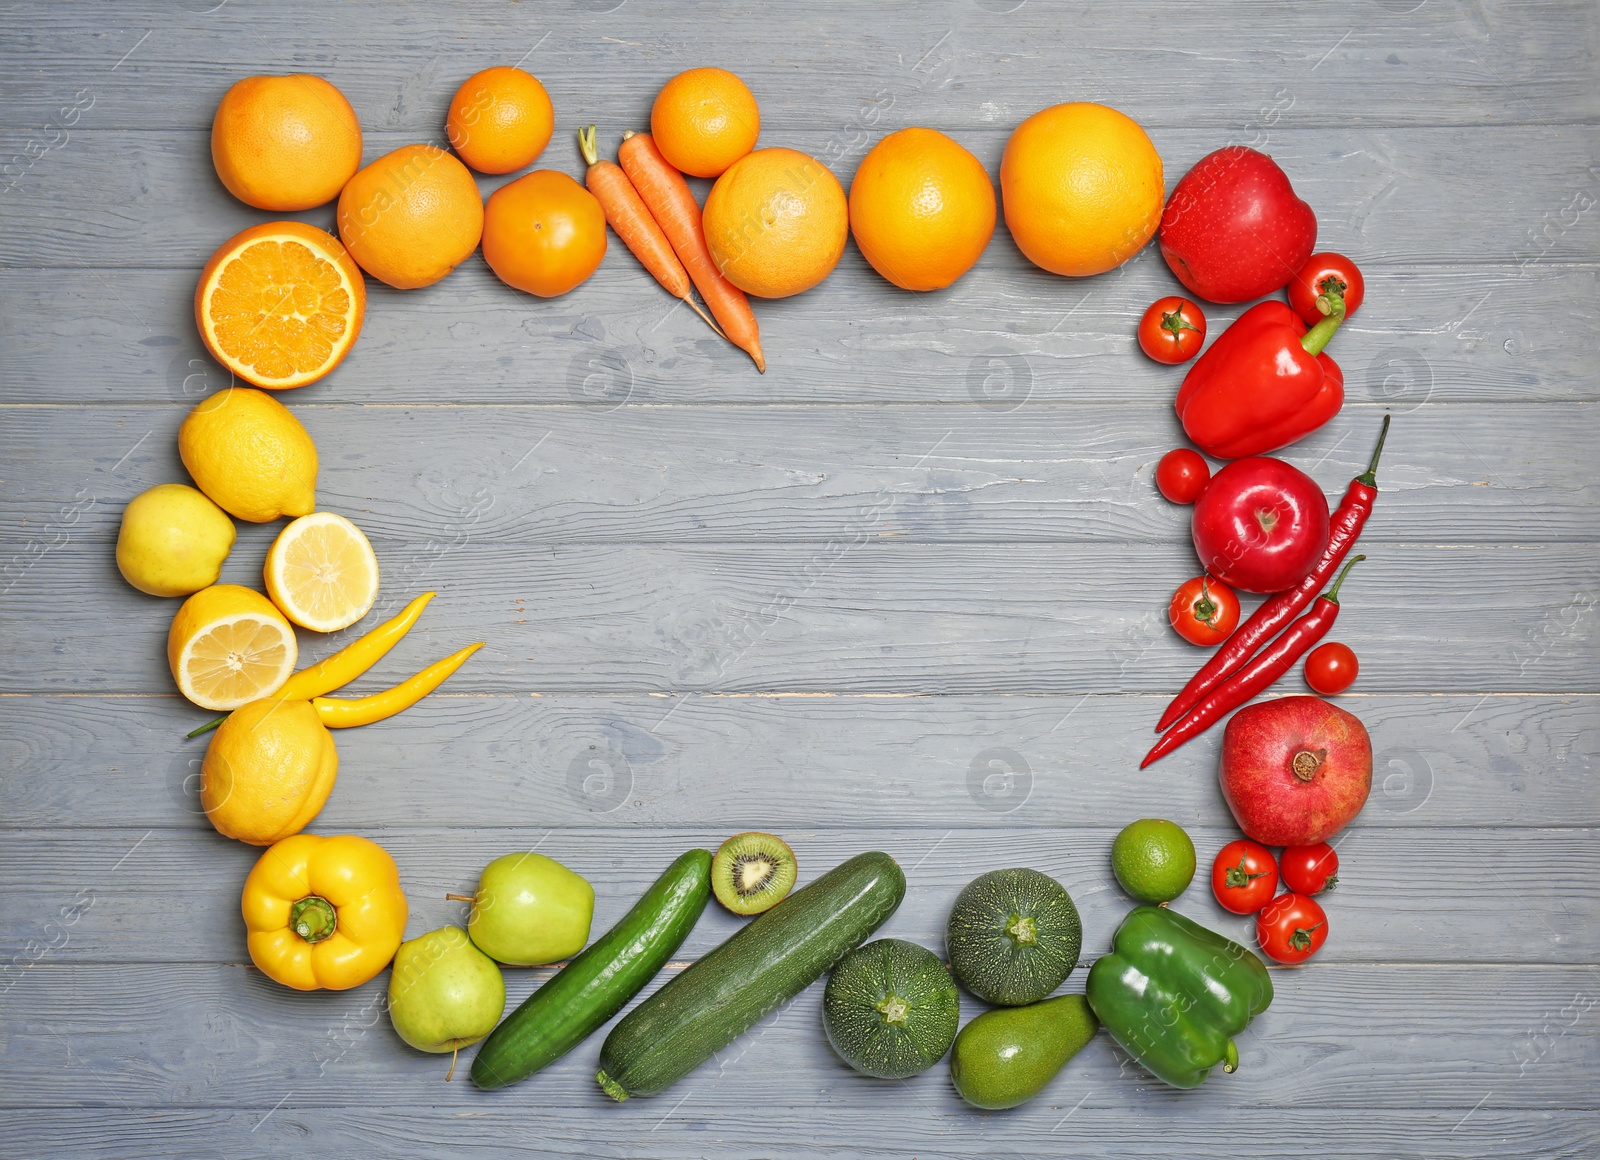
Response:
[1220, 695, 1372, 845]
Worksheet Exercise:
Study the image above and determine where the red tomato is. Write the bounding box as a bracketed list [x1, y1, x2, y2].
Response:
[1279, 843, 1339, 894]
[1137, 296, 1206, 363]
[1288, 253, 1365, 326]
[1156, 448, 1210, 504]
[1256, 892, 1328, 964]
[1305, 641, 1359, 694]
[1210, 839, 1278, 914]
[1168, 575, 1240, 646]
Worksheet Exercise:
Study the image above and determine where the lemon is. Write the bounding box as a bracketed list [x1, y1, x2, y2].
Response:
[178, 387, 318, 523]
[168, 584, 298, 710]
[116, 483, 237, 596]
[264, 512, 379, 632]
[1111, 819, 1196, 904]
[202, 696, 338, 845]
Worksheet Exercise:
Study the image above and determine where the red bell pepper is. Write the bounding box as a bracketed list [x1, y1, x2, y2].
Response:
[1174, 286, 1346, 460]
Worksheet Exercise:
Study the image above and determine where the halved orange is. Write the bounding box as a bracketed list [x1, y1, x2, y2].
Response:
[195, 220, 366, 390]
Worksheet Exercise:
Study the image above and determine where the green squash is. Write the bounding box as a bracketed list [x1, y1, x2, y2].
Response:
[822, 938, 960, 1079]
[945, 867, 1081, 1006]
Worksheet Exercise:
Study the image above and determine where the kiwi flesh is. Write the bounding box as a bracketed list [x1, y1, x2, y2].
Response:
[712, 832, 798, 915]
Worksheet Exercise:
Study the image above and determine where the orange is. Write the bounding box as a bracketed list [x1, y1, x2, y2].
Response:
[650, 67, 760, 179]
[481, 170, 607, 298]
[194, 221, 365, 390]
[446, 66, 555, 175]
[211, 74, 363, 211]
[849, 128, 996, 292]
[702, 148, 848, 299]
[336, 144, 484, 290]
[1000, 102, 1165, 277]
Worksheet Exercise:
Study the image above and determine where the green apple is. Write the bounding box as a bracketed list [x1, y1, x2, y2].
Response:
[466, 852, 594, 966]
[387, 926, 506, 1069]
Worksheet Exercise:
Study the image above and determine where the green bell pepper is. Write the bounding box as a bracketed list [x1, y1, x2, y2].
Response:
[1085, 905, 1273, 1089]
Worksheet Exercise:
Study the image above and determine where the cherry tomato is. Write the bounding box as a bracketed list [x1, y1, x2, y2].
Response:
[1288, 253, 1365, 326]
[1210, 839, 1279, 914]
[1168, 575, 1240, 647]
[1256, 892, 1328, 964]
[1137, 296, 1206, 364]
[1156, 448, 1210, 504]
[1305, 641, 1359, 694]
[1280, 843, 1339, 894]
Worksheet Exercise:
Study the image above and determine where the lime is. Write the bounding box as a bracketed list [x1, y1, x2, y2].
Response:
[1111, 819, 1196, 903]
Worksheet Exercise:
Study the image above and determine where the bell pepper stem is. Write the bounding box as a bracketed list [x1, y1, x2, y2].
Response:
[187, 714, 226, 739]
[289, 895, 338, 944]
[1356, 413, 1391, 487]
[1299, 288, 1346, 358]
[1222, 1039, 1240, 1074]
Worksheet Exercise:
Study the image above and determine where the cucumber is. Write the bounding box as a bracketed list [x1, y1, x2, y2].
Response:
[946, 867, 1081, 1006]
[596, 850, 906, 1100]
[823, 938, 959, 1079]
[470, 849, 711, 1089]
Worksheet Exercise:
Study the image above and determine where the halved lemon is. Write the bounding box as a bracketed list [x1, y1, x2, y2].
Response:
[265, 512, 380, 633]
[168, 584, 299, 710]
[195, 220, 366, 390]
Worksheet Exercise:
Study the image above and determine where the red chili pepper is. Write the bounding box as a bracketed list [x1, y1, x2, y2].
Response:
[1156, 414, 1388, 733]
[1142, 556, 1365, 768]
[1174, 283, 1348, 460]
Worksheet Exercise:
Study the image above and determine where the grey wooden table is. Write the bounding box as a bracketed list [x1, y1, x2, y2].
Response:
[3, 2, 1597, 1156]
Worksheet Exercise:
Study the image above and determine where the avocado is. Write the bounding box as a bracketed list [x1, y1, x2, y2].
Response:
[949, 993, 1098, 1110]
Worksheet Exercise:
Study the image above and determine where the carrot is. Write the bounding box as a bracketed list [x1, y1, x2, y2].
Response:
[578, 126, 720, 337]
[618, 130, 765, 373]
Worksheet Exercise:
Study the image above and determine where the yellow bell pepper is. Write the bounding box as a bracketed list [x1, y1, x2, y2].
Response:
[313, 641, 484, 728]
[242, 833, 408, 991]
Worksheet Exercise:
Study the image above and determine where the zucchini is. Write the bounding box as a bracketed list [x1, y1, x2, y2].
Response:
[470, 848, 712, 1089]
[946, 867, 1081, 1006]
[596, 850, 906, 1100]
[823, 938, 959, 1079]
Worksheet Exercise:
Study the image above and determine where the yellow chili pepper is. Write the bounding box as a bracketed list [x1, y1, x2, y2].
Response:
[186, 591, 437, 738]
[312, 641, 485, 729]
[278, 591, 436, 700]
[242, 833, 408, 991]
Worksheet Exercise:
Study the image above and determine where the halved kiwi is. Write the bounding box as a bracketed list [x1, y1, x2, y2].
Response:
[711, 832, 798, 916]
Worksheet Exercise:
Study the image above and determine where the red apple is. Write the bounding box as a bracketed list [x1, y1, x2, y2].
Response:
[1191, 456, 1329, 593]
[1220, 696, 1372, 846]
[1159, 147, 1318, 304]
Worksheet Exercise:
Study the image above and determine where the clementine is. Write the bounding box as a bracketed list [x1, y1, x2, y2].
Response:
[447, 66, 555, 175]
[650, 67, 760, 179]
[336, 144, 484, 289]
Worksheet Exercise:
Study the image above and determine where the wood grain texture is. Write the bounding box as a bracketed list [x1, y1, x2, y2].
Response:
[3, 827, 1596, 965]
[1, 0, 1595, 1156]
[5, 402, 1599, 543]
[5, 693, 1589, 828]
[3, 963, 1596, 1109]
[3, 1108, 1595, 1160]
[6, 264, 1592, 406]
[4, 543, 1596, 694]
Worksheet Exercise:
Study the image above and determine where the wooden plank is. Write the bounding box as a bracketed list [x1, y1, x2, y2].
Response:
[5, 263, 1592, 407]
[3, 126, 1598, 271]
[3, 693, 1592, 830]
[3, 1107, 1593, 1160]
[2, 827, 1595, 964]
[1, 962, 1594, 1109]
[4, 401, 1597, 543]
[2, 543, 1595, 694]
[2, 0, 1594, 132]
